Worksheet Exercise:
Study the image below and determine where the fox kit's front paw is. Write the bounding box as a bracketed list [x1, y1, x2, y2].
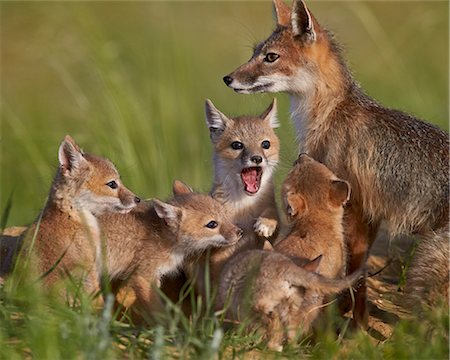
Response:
[254, 217, 277, 238]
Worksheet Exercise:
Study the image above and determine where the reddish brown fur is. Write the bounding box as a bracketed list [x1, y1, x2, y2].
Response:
[224, 0, 449, 326]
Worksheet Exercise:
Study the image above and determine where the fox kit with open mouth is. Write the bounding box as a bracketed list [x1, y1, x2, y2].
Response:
[185, 99, 280, 300]
[101, 180, 243, 322]
[224, 0, 449, 326]
[22, 135, 140, 294]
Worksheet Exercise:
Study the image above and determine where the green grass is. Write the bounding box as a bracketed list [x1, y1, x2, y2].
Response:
[1, 1, 448, 359]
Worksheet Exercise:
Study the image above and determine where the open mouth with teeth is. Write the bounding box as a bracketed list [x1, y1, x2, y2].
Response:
[241, 167, 263, 195]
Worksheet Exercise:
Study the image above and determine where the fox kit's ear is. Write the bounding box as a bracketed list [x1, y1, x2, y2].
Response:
[260, 98, 279, 129]
[173, 180, 194, 196]
[58, 135, 87, 175]
[291, 0, 316, 43]
[302, 254, 322, 272]
[152, 199, 182, 228]
[273, 0, 291, 26]
[286, 193, 307, 218]
[329, 179, 351, 207]
[205, 99, 231, 141]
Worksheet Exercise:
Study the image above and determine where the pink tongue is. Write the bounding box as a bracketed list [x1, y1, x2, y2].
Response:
[242, 168, 259, 194]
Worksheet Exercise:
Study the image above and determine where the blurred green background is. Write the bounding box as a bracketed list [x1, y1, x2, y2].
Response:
[1, 1, 448, 226]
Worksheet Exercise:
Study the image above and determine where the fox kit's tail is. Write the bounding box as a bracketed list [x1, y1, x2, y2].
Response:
[285, 262, 363, 295]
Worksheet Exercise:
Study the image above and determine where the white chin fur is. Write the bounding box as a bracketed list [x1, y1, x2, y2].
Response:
[76, 189, 132, 216]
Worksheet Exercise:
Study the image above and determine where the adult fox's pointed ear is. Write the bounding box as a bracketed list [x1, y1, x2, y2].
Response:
[205, 99, 231, 142]
[273, 0, 291, 26]
[260, 98, 279, 129]
[291, 0, 316, 43]
[58, 135, 87, 175]
[173, 180, 194, 196]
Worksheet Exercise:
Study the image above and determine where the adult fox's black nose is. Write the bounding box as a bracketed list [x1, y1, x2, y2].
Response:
[251, 155, 263, 165]
[223, 76, 233, 86]
[134, 197, 141, 204]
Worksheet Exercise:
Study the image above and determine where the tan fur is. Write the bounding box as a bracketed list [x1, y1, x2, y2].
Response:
[100, 183, 243, 323]
[20, 135, 140, 295]
[216, 154, 353, 350]
[224, 0, 449, 327]
[187, 100, 280, 301]
[217, 250, 361, 351]
[275, 154, 350, 280]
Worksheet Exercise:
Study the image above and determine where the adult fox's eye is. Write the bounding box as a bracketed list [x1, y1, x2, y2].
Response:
[264, 53, 280, 63]
[231, 141, 244, 150]
[206, 221, 218, 229]
[106, 181, 118, 189]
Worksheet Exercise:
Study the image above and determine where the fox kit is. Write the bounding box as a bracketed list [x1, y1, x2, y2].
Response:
[100, 180, 243, 322]
[224, 0, 449, 326]
[217, 154, 352, 350]
[217, 250, 361, 351]
[275, 153, 350, 280]
[187, 99, 280, 299]
[22, 135, 140, 294]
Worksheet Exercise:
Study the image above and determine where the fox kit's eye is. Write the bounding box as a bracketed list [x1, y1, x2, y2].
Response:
[106, 180, 118, 189]
[206, 220, 218, 229]
[261, 140, 271, 149]
[231, 141, 244, 150]
[264, 53, 279, 63]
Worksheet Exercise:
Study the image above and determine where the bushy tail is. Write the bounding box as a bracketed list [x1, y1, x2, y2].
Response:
[284, 262, 363, 295]
[404, 227, 449, 311]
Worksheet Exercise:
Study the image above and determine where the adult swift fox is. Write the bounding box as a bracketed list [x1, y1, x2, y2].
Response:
[101, 180, 243, 322]
[224, 0, 449, 325]
[187, 99, 280, 299]
[21, 135, 140, 294]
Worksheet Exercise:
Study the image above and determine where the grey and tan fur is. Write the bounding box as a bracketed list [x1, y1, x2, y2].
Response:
[224, 0, 449, 325]
[100, 181, 243, 322]
[404, 227, 449, 312]
[186, 99, 280, 299]
[217, 250, 362, 351]
[216, 154, 353, 350]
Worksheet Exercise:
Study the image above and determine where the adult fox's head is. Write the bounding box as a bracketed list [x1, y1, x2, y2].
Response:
[223, 0, 347, 97]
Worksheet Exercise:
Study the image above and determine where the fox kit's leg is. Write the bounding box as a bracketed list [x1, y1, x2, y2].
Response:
[120, 273, 163, 324]
[260, 309, 284, 352]
[344, 203, 379, 328]
[254, 202, 279, 242]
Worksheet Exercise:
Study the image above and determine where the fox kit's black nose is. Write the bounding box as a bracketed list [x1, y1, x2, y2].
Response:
[134, 196, 141, 204]
[251, 155, 263, 165]
[223, 76, 233, 86]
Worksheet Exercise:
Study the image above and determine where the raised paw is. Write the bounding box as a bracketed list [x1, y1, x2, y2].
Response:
[254, 217, 277, 238]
